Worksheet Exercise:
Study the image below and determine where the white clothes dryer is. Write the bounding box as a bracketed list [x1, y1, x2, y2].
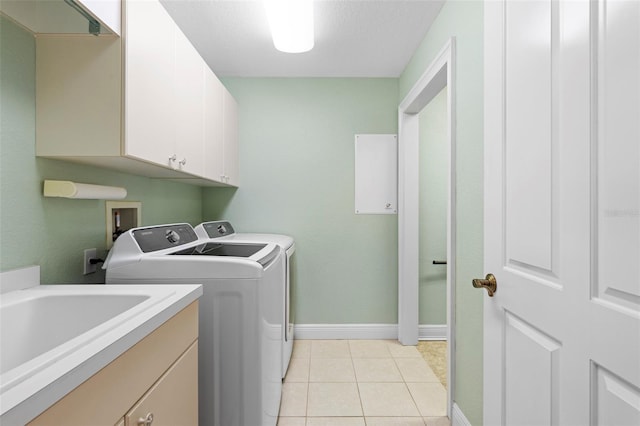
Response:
[195, 221, 295, 378]
[103, 223, 283, 426]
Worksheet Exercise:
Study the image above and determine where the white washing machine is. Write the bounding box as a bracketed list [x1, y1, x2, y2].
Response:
[103, 223, 283, 426]
[194, 221, 295, 378]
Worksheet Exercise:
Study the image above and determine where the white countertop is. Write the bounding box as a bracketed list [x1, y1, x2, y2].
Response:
[0, 268, 202, 425]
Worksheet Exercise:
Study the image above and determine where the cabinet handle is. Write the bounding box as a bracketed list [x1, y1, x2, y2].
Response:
[179, 158, 187, 166]
[138, 412, 154, 426]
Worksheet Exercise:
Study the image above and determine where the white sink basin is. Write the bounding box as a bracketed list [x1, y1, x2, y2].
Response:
[1, 293, 149, 375]
[0, 267, 202, 425]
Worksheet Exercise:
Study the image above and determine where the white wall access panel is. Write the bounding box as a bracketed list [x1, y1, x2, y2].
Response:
[354, 134, 397, 214]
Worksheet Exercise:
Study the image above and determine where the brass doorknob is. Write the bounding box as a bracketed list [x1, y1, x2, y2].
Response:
[472, 273, 497, 297]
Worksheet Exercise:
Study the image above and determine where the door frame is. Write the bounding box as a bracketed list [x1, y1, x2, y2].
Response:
[398, 38, 456, 418]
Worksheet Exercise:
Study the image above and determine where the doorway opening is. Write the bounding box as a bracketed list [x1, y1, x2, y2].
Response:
[398, 38, 456, 418]
[417, 84, 449, 393]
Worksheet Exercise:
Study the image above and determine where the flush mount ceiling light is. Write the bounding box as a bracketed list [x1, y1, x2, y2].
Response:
[264, 0, 314, 53]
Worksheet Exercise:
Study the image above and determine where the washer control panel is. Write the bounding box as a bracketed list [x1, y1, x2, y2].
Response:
[201, 221, 235, 238]
[165, 229, 181, 244]
[132, 224, 198, 253]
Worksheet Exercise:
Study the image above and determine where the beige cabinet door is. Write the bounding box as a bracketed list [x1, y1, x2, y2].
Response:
[125, 342, 198, 426]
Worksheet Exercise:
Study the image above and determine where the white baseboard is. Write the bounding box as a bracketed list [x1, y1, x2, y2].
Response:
[294, 324, 398, 340]
[293, 323, 449, 341]
[452, 403, 473, 426]
[418, 324, 447, 340]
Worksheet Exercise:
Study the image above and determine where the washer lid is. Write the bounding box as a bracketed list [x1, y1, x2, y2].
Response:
[170, 242, 267, 258]
[168, 241, 280, 268]
[195, 221, 295, 250]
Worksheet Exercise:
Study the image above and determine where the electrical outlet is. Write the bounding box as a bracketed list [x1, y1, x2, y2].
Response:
[83, 248, 97, 275]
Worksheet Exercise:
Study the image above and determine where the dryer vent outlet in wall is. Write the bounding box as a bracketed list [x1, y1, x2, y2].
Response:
[106, 201, 141, 249]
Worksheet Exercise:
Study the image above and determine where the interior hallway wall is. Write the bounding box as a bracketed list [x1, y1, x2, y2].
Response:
[419, 86, 448, 326]
[399, 1, 484, 424]
[202, 78, 399, 324]
[0, 17, 203, 283]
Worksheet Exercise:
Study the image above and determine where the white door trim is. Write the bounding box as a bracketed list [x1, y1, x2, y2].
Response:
[398, 37, 456, 418]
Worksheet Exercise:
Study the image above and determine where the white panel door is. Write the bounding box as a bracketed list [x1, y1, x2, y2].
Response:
[484, 1, 640, 425]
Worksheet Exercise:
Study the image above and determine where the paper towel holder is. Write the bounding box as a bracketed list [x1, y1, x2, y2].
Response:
[43, 180, 127, 200]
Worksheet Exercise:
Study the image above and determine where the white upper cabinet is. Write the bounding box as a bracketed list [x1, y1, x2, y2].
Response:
[35, 0, 238, 187]
[222, 89, 239, 186]
[204, 70, 225, 182]
[202, 72, 239, 186]
[124, 0, 175, 169]
[173, 28, 205, 177]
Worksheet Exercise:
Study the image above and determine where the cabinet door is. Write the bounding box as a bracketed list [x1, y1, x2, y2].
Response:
[124, 0, 175, 169]
[174, 29, 205, 177]
[203, 69, 224, 182]
[36, 36, 122, 157]
[222, 88, 239, 186]
[125, 342, 198, 426]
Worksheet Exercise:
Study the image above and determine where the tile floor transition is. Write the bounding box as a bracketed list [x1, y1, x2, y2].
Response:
[416, 341, 447, 389]
[278, 340, 450, 426]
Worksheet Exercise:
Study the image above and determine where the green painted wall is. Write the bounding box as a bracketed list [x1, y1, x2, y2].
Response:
[400, 1, 484, 424]
[3, 6, 484, 421]
[0, 17, 203, 284]
[418, 86, 448, 325]
[203, 78, 399, 324]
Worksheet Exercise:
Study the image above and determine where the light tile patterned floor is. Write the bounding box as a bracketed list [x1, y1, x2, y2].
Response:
[278, 340, 450, 426]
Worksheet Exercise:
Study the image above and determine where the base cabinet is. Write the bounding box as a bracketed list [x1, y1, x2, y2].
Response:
[27, 302, 199, 426]
[125, 343, 198, 426]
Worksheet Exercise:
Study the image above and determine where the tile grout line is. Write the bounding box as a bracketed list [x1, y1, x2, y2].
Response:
[395, 345, 422, 421]
[305, 347, 310, 424]
[348, 340, 367, 425]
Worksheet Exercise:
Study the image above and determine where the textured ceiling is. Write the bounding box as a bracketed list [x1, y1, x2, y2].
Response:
[161, 0, 446, 77]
